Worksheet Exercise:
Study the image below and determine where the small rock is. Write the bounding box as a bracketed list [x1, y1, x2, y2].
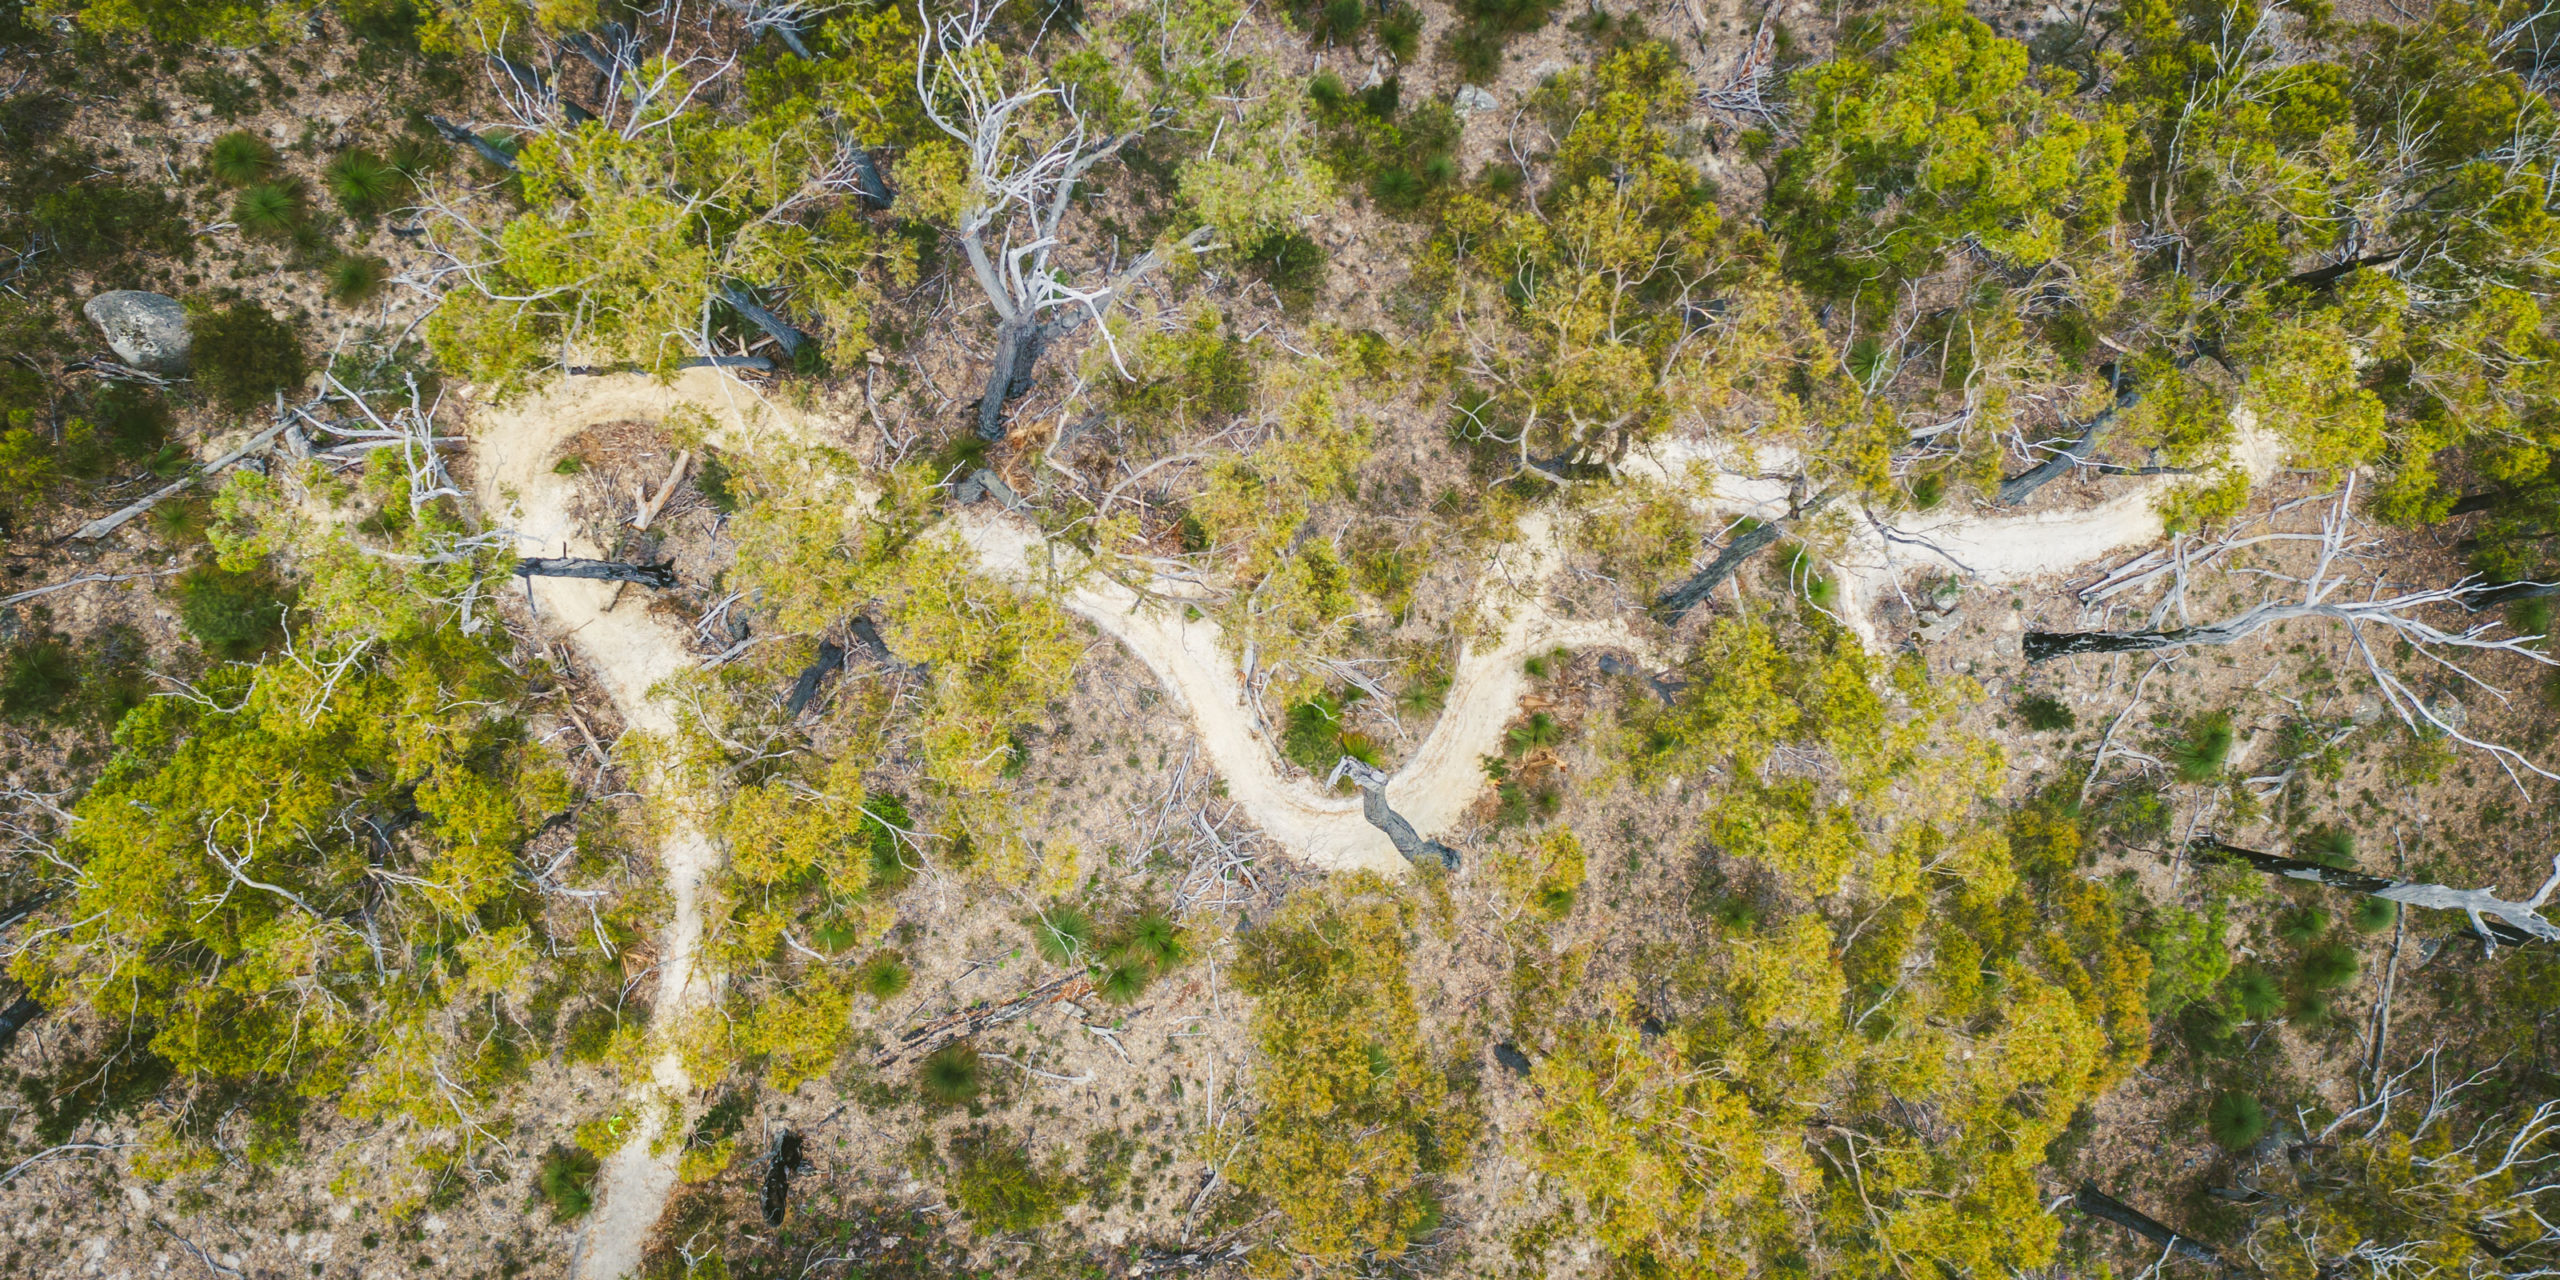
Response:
[1915, 611, 1962, 644]
[2423, 698, 2467, 732]
[2349, 695, 2384, 726]
[82, 291, 191, 374]
[1453, 84, 1499, 117]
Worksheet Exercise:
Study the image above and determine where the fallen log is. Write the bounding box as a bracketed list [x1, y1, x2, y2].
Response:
[783, 640, 845, 718]
[426, 115, 519, 173]
[873, 973, 1093, 1069]
[759, 1129, 807, 1227]
[1329, 757, 1460, 870]
[1654, 490, 1835, 625]
[514, 557, 678, 588]
[2074, 1183, 2233, 1270]
[0, 992, 43, 1056]
[69, 422, 286, 541]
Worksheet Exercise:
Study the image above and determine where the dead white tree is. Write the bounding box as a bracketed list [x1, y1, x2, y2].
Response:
[2186, 837, 2560, 951]
[917, 0, 1216, 441]
[2028, 477, 2560, 790]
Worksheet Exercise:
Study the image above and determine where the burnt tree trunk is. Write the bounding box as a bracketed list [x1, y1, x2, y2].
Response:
[784, 641, 846, 719]
[426, 115, 518, 173]
[514, 557, 678, 588]
[1653, 491, 1836, 625]
[2186, 837, 2556, 946]
[2457, 578, 2560, 611]
[847, 150, 893, 210]
[1332, 759, 1460, 870]
[2024, 627, 2187, 662]
[717, 284, 809, 360]
[1996, 368, 2138, 506]
[0, 993, 43, 1056]
[976, 316, 1066, 442]
[2075, 1183, 2232, 1270]
[760, 1129, 807, 1227]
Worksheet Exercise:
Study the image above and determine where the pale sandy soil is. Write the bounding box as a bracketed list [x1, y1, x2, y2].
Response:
[462, 371, 2277, 1273]
[466, 370, 794, 1280]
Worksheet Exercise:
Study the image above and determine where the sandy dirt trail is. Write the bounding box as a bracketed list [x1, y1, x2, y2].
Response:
[466, 373, 2273, 1273]
[468, 371, 791, 1280]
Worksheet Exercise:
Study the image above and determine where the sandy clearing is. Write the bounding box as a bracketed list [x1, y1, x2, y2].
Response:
[465, 373, 2276, 1273]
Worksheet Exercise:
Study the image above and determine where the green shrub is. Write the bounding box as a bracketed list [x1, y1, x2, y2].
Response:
[327, 255, 388, 305]
[2227, 965, 2282, 1020]
[1378, 3, 1422, 59]
[561, 1007, 620, 1064]
[856, 952, 913, 1000]
[2351, 896, 2398, 933]
[1097, 962, 1149, 1004]
[534, 1145, 600, 1219]
[2167, 710, 2234, 783]
[947, 1128, 1077, 1234]
[0, 634, 81, 721]
[1441, 0, 1560, 80]
[2018, 694, 2076, 732]
[2276, 906, 2330, 946]
[919, 1042, 983, 1105]
[208, 131, 279, 186]
[233, 182, 304, 239]
[1246, 230, 1326, 314]
[1028, 906, 1093, 966]
[1281, 690, 1378, 776]
[1505, 711, 1560, 756]
[1120, 908, 1187, 970]
[2206, 1091, 2266, 1149]
[862, 792, 917, 891]
[174, 563, 292, 659]
[2298, 826, 2355, 867]
[325, 149, 401, 216]
[191, 302, 308, 413]
[2137, 901, 2230, 1014]
[31, 182, 188, 268]
[2300, 942, 2360, 991]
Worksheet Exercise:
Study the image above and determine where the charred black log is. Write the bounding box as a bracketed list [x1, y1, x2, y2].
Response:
[514, 557, 678, 588]
[2024, 627, 2184, 662]
[847, 149, 894, 211]
[426, 115, 519, 173]
[1653, 490, 1836, 625]
[717, 284, 810, 359]
[2457, 578, 2560, 611]
[2185, 837, 2554, 946]
[1331, 758, 1460, 870]
[760, 1129, 807, 1227]
[848, 616, 924, 677]
[976, 315, 1069, 442]
[784, 640, 846, 719]
[0, 992, 43, 1056]
[2075, 1183, 2232, 1270]
[2287, 246, 2406, 290]
[1996, 368, 2138, 506]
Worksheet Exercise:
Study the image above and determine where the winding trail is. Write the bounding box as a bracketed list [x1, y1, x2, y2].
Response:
[468, 373, 782, 1280]
[465, 371, 2274, 1274]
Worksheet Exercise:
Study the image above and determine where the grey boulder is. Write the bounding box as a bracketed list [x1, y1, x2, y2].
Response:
[82, 291, 191, 374]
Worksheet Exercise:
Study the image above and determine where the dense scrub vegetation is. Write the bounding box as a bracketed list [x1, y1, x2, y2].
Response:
[1, 0, 2558, 1276]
